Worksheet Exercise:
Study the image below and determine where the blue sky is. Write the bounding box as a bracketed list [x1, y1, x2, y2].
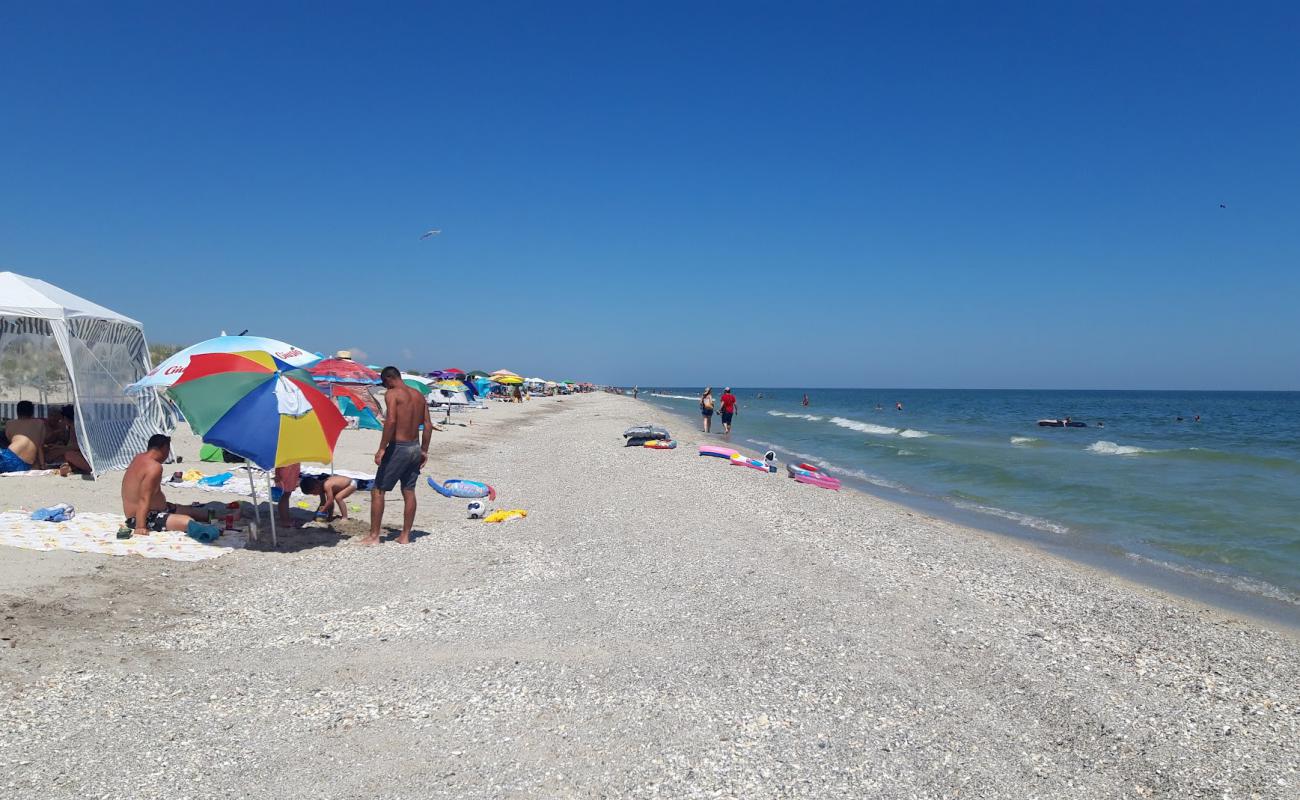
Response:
[2, 2, 1297, 389]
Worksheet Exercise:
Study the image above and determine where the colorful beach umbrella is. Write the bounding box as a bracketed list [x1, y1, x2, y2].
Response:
[129, 335, 321, 391]
[434, 379, 469, 392]
[166, 351, 346, 469]
[441, 368, 465, 375]
[401, 373, 434, 395]
[493, 375, 524, 386]
[308, 358, 381, 384]
[490, 369, 519, 378]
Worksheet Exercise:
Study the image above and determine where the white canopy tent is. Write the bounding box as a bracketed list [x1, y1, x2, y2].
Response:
[0, 271, 170, 475]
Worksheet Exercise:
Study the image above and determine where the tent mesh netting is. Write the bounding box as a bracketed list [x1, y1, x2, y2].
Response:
[1, 315, 170, 474]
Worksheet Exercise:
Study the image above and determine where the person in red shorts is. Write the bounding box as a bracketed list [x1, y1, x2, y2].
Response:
[719, 388, 738, 434]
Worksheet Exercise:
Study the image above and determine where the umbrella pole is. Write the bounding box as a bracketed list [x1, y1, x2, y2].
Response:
[246, 465, 260, 543]
[266, 470, 278, 548]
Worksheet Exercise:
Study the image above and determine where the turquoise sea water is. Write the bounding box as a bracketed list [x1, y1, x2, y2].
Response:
[645, 389, 1300, 612]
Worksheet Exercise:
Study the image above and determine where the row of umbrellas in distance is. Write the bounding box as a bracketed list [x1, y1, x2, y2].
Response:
[305, 360, 580, 394]
[125, 335, 585, 470]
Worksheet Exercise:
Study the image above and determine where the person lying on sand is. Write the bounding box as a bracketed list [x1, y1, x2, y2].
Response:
[121, 434, 220, 538]
[300, 474, 359, 520]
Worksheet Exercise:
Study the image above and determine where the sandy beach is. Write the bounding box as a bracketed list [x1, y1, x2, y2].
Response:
[1, 392, 1297, 799]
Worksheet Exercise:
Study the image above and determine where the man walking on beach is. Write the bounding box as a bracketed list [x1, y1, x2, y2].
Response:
[362, 366, 433, 545]
[719, 387, 738, 434]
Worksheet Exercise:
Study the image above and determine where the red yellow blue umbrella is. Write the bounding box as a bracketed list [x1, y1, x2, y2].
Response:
[166, 351, 346, 469]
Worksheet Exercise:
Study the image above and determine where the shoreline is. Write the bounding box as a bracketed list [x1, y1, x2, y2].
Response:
[2, 392, 1298, 798]
[640, 395, 1300, 636]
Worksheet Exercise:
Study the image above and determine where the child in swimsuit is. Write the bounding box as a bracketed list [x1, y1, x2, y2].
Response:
[300, 474, 360, 520]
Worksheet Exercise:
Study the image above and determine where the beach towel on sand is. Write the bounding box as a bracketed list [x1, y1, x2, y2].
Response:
[0, 511, 246, 561]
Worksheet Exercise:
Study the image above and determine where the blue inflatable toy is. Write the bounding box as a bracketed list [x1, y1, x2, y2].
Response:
[427, 477, 497, 500]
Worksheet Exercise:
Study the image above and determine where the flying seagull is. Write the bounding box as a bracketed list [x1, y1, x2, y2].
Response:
[420, 229, 442, 239]
[1219, 203, 1227, 209]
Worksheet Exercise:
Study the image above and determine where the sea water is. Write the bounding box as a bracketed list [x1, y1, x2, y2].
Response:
[646, 389, 1300, 613]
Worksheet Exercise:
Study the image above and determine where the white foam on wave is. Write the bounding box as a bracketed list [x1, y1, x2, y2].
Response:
[829, 416, 935, 439]
[767, 410, 824, 421]
[1010, 436, 1039, 446]
[1125, 553, 1300, 607]
[951, 501, 1071, 535]
[649, 393, 697, 401]
[1087, 440, 1157, 456]
[746, 439, 907, 491]
[829, 416, 901, 436]
[896, 449, 915, 456]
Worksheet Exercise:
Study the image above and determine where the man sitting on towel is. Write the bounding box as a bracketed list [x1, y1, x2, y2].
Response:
[1, 400, 46, 473]
[121, 434, 218, 537]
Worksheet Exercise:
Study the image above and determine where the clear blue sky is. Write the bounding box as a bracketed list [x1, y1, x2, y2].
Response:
[2, 2, 1297, 389]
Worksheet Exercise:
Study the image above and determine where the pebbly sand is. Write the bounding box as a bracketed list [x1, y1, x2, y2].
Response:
[1, 392, 1297, 799]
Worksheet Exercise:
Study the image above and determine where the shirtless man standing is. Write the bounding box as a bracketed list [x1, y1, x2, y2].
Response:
[121, 434, 218, 537]
[361, 366, 433, 545]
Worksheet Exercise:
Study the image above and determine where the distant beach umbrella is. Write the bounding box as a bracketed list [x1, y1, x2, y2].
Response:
[401, 373, 434, 395]
[434, 379, 469, 392]
[307, 358, 382, 385]
[493, 375, 524, 385]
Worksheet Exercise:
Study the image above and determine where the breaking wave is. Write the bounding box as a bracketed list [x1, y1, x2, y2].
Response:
[951, 500, 1071, 535]
[767, 410, 823, 421]
[827, 417, 935, 439]
[1087, 441, 1158, 456]
[1124, 553, 1300, 607]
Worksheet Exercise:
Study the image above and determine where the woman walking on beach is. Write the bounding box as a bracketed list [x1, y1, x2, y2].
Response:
[700, 387, 715, 433]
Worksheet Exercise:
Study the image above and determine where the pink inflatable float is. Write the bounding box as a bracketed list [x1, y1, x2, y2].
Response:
[730, 453, 775, 472]
[786, 462, 841, 490]
[698, 445, 739, 459]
